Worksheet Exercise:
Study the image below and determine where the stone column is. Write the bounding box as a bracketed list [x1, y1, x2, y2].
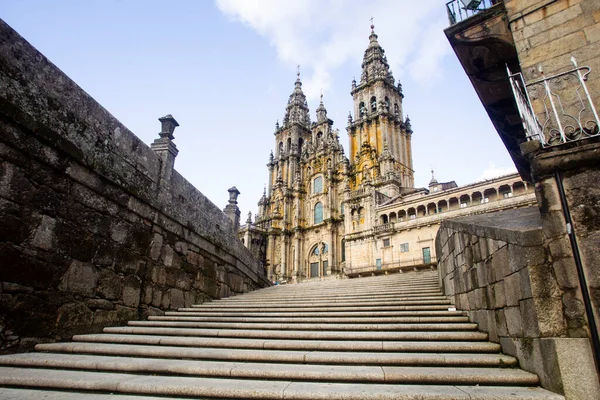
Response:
[150, 114, 179, 184]
[223, 187, 241, 233]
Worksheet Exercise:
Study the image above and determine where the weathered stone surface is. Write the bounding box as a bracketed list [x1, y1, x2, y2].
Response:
[122, 276, 141, 308]
[55, 302, 93, 338]
[58, 261, 98, 297]
[0, 20, 270, 351]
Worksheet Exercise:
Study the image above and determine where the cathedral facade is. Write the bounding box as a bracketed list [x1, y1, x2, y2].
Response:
[239, 26, 536, 282]
[240, 27, 414, 282]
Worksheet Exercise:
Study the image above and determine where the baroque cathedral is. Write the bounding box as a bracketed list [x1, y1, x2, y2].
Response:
[239, 26, 535, 282]
[241, 26, 414, 282]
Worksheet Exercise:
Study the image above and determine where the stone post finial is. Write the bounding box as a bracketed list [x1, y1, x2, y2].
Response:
[158, 114, 179, 140]
[228, 186, 240, 205]
[151, 114, 180, 185]
[224, 186, 241, 232]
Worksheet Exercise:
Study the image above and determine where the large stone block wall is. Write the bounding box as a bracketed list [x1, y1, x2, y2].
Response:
[506, 0, 600, 85]
[436, 207, 599, 399]
[0, 19, 270, 353]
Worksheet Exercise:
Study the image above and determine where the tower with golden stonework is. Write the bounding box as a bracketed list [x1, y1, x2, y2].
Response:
[241, 25, 415, 282]
[347, 24, 414, 192]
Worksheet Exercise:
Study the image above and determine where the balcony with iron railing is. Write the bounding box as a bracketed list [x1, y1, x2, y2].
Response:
[508, 58, 600, 148]
[446, 0, 500, 26]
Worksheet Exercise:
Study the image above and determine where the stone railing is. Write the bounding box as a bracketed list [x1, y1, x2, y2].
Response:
[373, 223, 395, 234]
[345, 257, 437, 276]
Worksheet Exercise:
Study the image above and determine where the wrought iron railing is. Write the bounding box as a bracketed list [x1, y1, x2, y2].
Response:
[446, 0, 498, 26]
[508, 57, 600, 147]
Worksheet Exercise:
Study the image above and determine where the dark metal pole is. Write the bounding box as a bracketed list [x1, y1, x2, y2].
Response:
[555, 170, 600, 375]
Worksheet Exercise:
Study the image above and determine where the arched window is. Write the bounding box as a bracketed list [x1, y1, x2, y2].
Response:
[314, 202, 324, 224]
[286, 138, 291, 152]
[394, 103, 399, 115]
[359, 102, 366, 117]
[278, 142, 284, 155]
[313, 176, 323, 193]
[322, 243, 328, 254]
[370, 96, 377, 112]
[298, 138, 304, 154]
[384, 97, 390, 112]
[317, 131, 323, 143]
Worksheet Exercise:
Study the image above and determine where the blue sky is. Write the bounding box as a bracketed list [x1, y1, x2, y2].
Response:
[2, 0, 517, 219]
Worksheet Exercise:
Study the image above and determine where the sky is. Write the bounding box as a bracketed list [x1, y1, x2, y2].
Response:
[2, 0, 517, 220]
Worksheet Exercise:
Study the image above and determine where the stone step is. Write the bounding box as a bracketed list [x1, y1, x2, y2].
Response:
[71, 333, 502, 352]
[0, 270, 563, 399]
[191, 298, 452, 308]
[237, 285, 441, 299]
[217, 295, 449, 304]
[164, 310, 466, 317]
[148, 315, 471, 324]
[222, 293, 446, 302]
[35, 342, 518, 366]
[126, 320, 478, 331]
[0, 388, 186, 400]
[0, 367, 563, 400]
[102, 326, 490, 341]
[183, 304, 454, 312]
[0, 353, 540, 385]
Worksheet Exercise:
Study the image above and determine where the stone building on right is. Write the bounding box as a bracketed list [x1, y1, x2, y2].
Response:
[441, 1, 600, 398]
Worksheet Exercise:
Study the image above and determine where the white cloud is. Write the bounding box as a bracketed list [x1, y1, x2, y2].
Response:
[479, 162, 518, 180]
[216, 0, 449, 100]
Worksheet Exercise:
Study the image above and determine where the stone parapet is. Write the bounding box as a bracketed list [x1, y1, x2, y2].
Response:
[436, 206, 600, 399]
[0, 19, 270, 354]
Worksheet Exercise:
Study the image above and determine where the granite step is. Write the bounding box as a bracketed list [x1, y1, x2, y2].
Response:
[102, 326, 490, 341]
[0, 270, 563, 399]
[34, 342, 519, 366]
[189, 299, 452, 308]
[220, 293, 447, 302]
[125, 320, 478, 331]
[0, 353, 539, 385]
[71, 333, 503, 352]
[147, 315, 470, 323]
[184, 304, 455, 312]
[230, 287, 443, 297]
[0, 367, 564, 400]
[164, 310, 466, 317]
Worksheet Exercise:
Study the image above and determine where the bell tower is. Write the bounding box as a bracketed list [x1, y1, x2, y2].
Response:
[347, 24, 414, 189]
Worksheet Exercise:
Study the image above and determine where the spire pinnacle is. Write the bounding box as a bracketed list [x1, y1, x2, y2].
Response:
[283, 70, 310, 128]
[316, 91, 328, 123]
[429, 168, 438, 186]
[360, 22, 394, 86]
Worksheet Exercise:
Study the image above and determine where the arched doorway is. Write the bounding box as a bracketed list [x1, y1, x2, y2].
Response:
[308, 242, 329, 278]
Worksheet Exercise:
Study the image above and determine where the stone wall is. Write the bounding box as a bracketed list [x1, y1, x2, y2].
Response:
[436, 207, 599, 399]
[506, 0, 600, 93]
[0, 19, 270, 353]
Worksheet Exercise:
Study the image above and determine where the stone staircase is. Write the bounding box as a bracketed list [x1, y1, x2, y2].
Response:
[0, 270, 563, 399]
